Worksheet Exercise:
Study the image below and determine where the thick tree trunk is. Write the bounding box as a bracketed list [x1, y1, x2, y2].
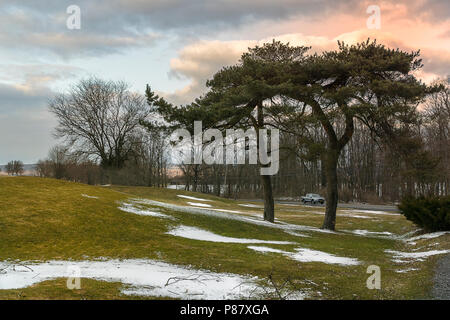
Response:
[261, 174, 275, 222]
[320, 154, 327, 188]
[322, 150, 339, 230]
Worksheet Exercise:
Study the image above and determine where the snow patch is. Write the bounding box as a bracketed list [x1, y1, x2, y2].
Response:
[395, 268, 419, 273]
[247, 246, 286, 254]
[386, 249, 450, 263]
[238, 204, 263, 208]
[0, 259, 261, 300]
[177, 195, 212, 202]
[351, 229, 393, 236]
[290, 248, 360, 265]
[187, 202, 212, 208]
[343, 209, 399, 216]
[118, 202, 172, 219]
[167, 225, 295, 245]
[131, 198, 337, 235]
[248, 246, 360, 266]
[406, 231, 450, 242]
[343, 229, 395, 239]
[81, 194, 99, 199]
[210, 208, 245, 214]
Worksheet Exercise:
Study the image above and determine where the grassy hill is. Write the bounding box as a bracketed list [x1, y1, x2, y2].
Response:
[0, 176, 448, 299]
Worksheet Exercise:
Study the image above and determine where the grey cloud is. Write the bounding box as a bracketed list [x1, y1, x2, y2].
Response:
[0, 64, 84, 113]
[1, 0, 448, 59]
[0, 110, 57, 164]
[0, 84, 50, 113]
[10, 0, 449, 33]
[413, 0, 450, 22]
[0, 82, 57, 164]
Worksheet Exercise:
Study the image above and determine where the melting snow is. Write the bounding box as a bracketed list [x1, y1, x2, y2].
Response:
[238, 204, 263, 208]
[81, 194, 99, 199]
[386, 249, 450, 261]
[343, 210, 399, 216]
[406, 231, 450, 242]
[248, 246, 285, 254]
[352, 229, 393, 236]
[0, 259, 260, 300]
[131, 198, 336, 235]
[177, 195, 212, 202]
[248, 246, 360, 266]
[210, 208, 246, 214]
[301, 211, 372, 219]
[187, 202, 212, 208]
[166, 225, 295, 245]
[118, 202, 172, 219]
[290, 248, 360, 265]
[343, 229, 395, 238]
[395, 268, 419, 273]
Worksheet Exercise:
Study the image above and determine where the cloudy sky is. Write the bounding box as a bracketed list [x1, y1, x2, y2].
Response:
[0, 0, 449, 164]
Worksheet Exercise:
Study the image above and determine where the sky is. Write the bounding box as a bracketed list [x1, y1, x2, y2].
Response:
[0, 0, 449, 164]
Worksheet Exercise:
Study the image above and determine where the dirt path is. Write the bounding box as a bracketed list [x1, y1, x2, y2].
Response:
[432, 254, 450, 300]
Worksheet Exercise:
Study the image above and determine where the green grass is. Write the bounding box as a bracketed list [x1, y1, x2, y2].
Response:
[0, 278, 166, 300]
[0, 176, 448, 299]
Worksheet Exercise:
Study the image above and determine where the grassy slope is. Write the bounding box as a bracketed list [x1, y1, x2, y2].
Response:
[0, 177, 448, 299]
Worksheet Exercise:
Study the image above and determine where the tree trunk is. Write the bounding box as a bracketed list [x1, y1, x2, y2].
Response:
[261, 174, 275, 222]
[320, 154, 327, 188]
[322, 150, 339, 230]
[255, 102, 275, 222]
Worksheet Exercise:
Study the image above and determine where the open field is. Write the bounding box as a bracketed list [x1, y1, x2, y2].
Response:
[0, 177, 449, 300]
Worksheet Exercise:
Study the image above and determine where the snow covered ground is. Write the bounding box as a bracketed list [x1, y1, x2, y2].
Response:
[118, 202, 173, 219]
[177, 195, 213, 202]
[238, 204, 263, 208]
[342, 209, 399, 216]
[345, 229, 394, 237]
[395, 268, 420, 273]
[405, 231, 450, 242]
[166, 225, 295, 245]
[131, 198, 337, 235]
[248, 246, 361, 266]
[187, 202, 212, 208]
[164, 224, 360, 267]
[386, 249, 450, 263]
[0, 259, 262, 300]
[81, 194, 99, 199]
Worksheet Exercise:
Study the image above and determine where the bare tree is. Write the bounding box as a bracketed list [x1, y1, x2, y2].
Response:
[36, 159, 53, 178]
[5, 162, 13, 175]
[49, 77, 149, 169]
[6, 160, 24, 176]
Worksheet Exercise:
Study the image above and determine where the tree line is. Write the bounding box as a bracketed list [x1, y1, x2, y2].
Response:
[1, 160, 24, 176]
[36, 78, 169, 187]
[37, 39, 447, 231]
